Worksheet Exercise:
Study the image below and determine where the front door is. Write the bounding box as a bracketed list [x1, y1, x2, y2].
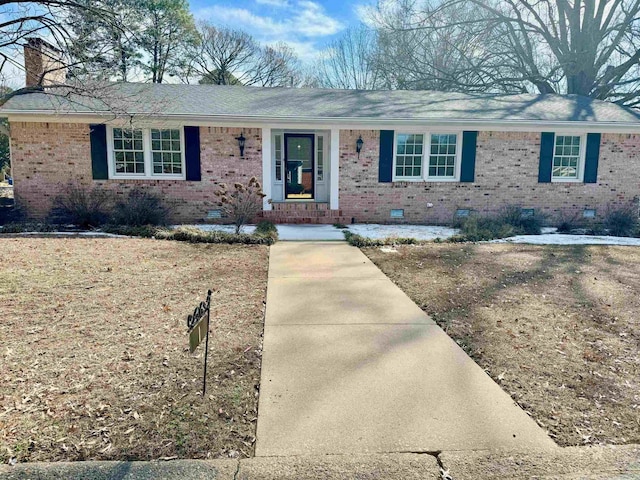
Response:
[285, 133, 314, 200]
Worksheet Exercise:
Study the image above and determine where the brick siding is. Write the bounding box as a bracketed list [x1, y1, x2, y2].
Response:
[9, 122, 640, 225]
[339, 129, 640, 224]
[10, 122, 262, 222]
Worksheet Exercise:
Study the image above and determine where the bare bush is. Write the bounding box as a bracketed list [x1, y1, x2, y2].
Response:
[214, 178, 266, 234]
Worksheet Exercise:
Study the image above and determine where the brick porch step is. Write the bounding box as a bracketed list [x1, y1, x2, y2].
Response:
[262, 203, 350, 224]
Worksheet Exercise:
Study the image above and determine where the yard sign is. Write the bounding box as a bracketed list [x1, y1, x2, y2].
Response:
[187, 290, 212, 395]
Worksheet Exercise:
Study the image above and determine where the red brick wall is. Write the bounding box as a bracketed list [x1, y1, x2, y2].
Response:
[10, 123, 640, 225]
[339, 129, 640, 224]
[10, 122, 262, 222]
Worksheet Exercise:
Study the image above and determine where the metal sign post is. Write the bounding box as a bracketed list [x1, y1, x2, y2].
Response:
[187, 290, 212, 396]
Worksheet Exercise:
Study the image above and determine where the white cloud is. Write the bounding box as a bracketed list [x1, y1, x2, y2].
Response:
[255, 0, 290, 7]
[197, 2, 342, 38]
[195, 1, 344, 61]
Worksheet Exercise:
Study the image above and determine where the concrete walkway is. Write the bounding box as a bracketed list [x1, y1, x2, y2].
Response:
[256, 242, 556, 456]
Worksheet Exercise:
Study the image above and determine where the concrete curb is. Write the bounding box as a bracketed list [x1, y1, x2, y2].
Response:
[2, 447, 639, 480]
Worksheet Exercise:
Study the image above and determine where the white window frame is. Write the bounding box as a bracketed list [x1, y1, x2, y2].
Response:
[392, 129, 463, 182]
[551, 133, 586, 183]
[107, 126, 186, 180]
[273, 132, 284, 184]
[316, 133, 325, 184]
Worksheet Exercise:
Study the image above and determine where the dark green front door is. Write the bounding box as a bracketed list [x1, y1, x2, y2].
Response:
[285, 133, 314, 199]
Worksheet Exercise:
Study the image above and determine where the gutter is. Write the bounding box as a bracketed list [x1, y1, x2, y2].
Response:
[3, 109, 640, 133]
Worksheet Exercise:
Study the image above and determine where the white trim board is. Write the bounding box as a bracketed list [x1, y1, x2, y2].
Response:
[6, 112, 640, 133]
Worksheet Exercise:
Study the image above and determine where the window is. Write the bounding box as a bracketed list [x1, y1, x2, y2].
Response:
[109, 127, 185, 179]
[274, 134, 283, 182]
[428, 134, 457, 179]
[395, 133, 424, 178]
[113, 128, 145, 175]
[393, 131, 460, 182]
[552, 135, 582, 180]
[151, 129, 182, 175]
[317, 135, 324, 182]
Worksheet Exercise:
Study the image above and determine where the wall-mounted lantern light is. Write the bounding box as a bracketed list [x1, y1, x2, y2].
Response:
[356, 135, 364, 158]
[236, 132, 246, 157]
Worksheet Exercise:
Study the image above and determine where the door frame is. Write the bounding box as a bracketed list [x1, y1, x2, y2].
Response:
[284, 133, 315, 200]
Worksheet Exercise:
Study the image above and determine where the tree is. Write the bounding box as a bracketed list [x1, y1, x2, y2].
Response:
[189, 23, 300, 87]
[369, 0, 521, 92]
[136, 0, 198, 83]
[372, 0, 640, 105]
[313, 26, 384, 90]
[66, 0, 141, 82]
[0, 1, 121, 90]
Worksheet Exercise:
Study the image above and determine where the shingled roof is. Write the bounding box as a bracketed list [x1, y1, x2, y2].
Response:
[2, 82, 640, 126]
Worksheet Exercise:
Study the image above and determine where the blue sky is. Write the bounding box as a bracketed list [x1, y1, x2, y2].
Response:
[190, 0, 372, 61]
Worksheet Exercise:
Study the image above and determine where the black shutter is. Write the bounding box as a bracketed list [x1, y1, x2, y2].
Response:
[89, 124, 108, 180]
[184, 126, 201, 181]
[379, 130, 394, 183]
[538, 132, 555, 183]
[584, 133, 601, 184]
[460, 131, 478, 182]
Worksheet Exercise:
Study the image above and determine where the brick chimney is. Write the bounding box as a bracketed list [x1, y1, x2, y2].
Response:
[24, 38, 66, 88]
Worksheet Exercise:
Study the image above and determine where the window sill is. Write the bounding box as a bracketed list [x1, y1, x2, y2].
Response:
[550, 178, 583, 183]
[392, 178, 460, 183]
[109, 175, 186, 181]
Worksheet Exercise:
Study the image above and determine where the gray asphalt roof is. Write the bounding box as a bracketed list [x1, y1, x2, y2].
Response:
[2, 82, 639, 124]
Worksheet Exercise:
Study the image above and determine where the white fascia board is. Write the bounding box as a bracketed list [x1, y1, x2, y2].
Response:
[5, 110, 640, 133]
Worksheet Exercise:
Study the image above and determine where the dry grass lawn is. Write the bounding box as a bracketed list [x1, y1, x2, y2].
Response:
[0, 237, 268, 462]
[365, 243, 640, 447]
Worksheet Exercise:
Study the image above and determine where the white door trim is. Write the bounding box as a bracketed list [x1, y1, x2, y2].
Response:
[330, 128, 339, 210]
[262, 127, 272, 211]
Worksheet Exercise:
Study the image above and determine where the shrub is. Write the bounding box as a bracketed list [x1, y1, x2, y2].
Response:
[255, 220, 278, 242]
[214, 178, 267, 234]
[111, 188, 171, 226]
[497, 205, 544, 235]
[344, 231, 417, 247]
[50, 183, 112, 228]
[603, 205, 639, 237]
[102, 225, 276, 245]
[255, 220, 277, 235]
[0, 205, 22, 225]
[0, 222, 55, 233]
[451, 206, 544, 242]
[102, 224, 160, 238]
[453, 216, 515, 242]
[555, 210, 583, 233]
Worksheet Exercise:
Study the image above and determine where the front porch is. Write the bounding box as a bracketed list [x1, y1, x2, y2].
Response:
[261, 127, 341, 223]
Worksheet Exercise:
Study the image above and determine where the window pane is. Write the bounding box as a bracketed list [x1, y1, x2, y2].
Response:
[395, 133, 424, 178]
[317, 135, 324, 182]
[552, 135, 581, 179]
[113, 128, 145, 175]
[428, 133, 457, 177]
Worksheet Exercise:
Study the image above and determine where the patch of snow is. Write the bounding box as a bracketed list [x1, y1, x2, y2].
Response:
[380, 247, 399, 253]
[176, 224, 256, 234]
[183, 224, 344, 241]
[347, 224, 458, 241]
[493, 234, 640, 246]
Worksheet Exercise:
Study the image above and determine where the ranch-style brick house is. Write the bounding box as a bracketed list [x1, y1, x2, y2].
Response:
[2, 42, 640, 225]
